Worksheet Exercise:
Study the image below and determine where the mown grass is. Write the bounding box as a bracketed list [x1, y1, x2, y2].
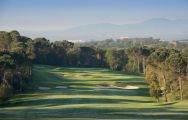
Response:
[0, 65, 188, 120]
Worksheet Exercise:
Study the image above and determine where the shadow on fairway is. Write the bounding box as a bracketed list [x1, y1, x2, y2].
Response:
[1, 106, 188, 120]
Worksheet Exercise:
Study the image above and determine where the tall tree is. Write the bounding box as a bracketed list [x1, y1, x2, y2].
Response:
[106, 48, 128, 70]
[146, 49, 172, 102]
[166, 53, 187, 100]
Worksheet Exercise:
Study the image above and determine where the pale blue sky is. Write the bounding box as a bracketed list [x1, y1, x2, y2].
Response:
[0, 0, 188, 31]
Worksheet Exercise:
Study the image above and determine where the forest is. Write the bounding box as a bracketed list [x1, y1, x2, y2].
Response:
[0, 30, 188, 103]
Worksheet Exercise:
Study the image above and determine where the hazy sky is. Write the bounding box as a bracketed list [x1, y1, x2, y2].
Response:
[0, 0, 188, 31]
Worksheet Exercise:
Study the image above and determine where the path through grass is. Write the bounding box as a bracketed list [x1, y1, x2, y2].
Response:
[0, 65, 188, 120]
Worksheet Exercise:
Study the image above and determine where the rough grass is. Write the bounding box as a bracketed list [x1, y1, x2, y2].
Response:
[0, 65, 188, 120]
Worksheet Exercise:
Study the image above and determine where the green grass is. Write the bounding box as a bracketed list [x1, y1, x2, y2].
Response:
[0, 65, 188, 120]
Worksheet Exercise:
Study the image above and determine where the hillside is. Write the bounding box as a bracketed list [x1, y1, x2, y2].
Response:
[21, 18, 188, 41]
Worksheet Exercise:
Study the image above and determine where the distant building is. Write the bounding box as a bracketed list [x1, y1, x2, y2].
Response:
[67, 40, 85, 43]
[119, 36, 129, 39]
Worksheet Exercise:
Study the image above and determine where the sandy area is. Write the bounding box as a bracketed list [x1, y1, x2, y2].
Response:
[97, 84, 139, 90]
[38, 86, 51, 90]
[55, 86, 67, 89]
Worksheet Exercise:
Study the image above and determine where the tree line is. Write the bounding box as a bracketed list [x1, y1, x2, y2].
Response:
[0, 31, 34, 101]
[0, 30, 188, 102]
[78, 38, 188, 51]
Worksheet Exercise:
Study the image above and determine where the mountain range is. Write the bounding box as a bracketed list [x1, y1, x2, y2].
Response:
[21, 18, 188, 41]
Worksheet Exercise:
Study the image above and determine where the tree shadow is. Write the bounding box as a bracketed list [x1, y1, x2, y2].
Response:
[1, 106, 188, 119]
[0, 95, 155, 108]
[155, 102, 178, 106]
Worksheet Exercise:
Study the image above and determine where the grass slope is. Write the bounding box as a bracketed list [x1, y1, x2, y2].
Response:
[0, 65, 188, 120]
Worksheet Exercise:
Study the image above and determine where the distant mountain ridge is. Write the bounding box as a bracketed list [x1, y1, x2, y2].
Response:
[21, 18, 188, 41]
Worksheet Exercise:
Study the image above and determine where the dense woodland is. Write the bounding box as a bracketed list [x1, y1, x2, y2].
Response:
[0, 31, 34, 100]
[0, 30, 188, 102]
